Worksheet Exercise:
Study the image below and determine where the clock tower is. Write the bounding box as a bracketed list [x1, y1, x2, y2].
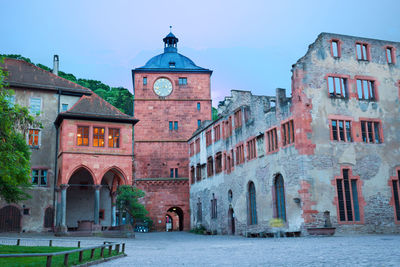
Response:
[132, 31, 212, 231]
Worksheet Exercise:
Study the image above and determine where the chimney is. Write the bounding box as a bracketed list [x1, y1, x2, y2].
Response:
[53, 55, 59, 75]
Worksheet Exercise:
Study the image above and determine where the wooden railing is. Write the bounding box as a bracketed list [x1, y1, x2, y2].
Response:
[0, 238, 125, 267]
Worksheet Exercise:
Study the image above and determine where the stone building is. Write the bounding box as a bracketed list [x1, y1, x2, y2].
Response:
[0, 57, 137, 233]
[188, 33, 400, 235]
[132, 32, 212, 231]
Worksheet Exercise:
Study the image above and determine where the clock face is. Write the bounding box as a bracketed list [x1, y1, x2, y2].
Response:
[153, 78, 173, 97]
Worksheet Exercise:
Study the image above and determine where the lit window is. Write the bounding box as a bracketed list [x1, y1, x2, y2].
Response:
[356, 79, 376, 100]
[108, 128, 120, 148]
[93, 127, 105, 147]
[77, 126, 89, 146]
[282, 120, 295, 146]
[143, 77, 147, 85]
[356, 42, 369, 61]
[30, 97, 41, 115]
[32, 169, 47, 186]
[360, 120, 382, 144]
[335, 168, 361, 222]
[331, 119, 352, 142]
[179, 77, 187, 85]
[327, 76, 348, 98]
[28, 129, 40, 148]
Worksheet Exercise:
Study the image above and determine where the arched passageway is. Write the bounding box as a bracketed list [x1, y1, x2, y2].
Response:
[166, 207, 184, 231]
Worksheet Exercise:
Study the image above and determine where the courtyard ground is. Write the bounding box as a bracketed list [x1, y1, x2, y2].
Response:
[1, 232, 399, 266]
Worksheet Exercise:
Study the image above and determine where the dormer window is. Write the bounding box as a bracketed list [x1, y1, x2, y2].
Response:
[169, 62, 176, 68]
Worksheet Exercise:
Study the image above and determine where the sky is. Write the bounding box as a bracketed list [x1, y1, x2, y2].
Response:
[1, 0, 399, 106]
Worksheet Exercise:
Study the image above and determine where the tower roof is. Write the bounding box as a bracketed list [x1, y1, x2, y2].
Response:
[133, 31, 212, 73]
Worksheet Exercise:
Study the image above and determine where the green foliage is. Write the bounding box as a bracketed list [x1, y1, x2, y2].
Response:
[116, 185, 150, 227]
[0, 54, 134, 115]
[0, 245, 122, 266]
[190, 225, 207, 235]
[0, 62, 40, 203]
[212, 107, 219, 121]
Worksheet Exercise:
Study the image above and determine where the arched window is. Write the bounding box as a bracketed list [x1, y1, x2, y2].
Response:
[274, 174, 286, 221]
[248, 182, 257, 225]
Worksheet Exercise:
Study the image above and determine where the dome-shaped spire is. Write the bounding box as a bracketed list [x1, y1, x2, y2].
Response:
[163, 26, 179, 53]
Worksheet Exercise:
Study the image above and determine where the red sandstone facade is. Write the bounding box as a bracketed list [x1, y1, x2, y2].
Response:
[132, 33, 212, 231]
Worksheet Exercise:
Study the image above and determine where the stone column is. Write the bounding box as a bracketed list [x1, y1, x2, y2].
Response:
[94, 185, 101, 225]
[60, 184, 69, 229]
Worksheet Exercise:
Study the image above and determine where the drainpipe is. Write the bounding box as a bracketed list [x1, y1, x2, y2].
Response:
[131, 70, 135, 185]
[53, 88, 61, 228]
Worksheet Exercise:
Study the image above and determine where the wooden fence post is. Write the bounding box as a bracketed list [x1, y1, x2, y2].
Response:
[122, 243, 125, 253]
[90, 248, 95, 259]
[78, 241, 81, 248]
[64, 254, 69, 266]
[46, 255, 52, 267]
[17, 239, 20, 246]
[115, 244, 120, 253]
[49, 240, 52, 247]
[100, 247, 104, 258]
[79, 251, 83, 262]
[108, 245, 112, 256]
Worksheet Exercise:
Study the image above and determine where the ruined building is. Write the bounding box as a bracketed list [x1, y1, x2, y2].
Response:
[188, 33, 400, 235]
[132, 32, 212, 231]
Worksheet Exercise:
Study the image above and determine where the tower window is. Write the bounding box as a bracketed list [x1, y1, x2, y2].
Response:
[179, 77, 187, 85]
[198, 120, 201, 127]
[143, 77, 147, 85]
[169, 121, 178, 131]
[356, 42, 370, 61]
[197, 102, 201, 111]
[169, 62, 176, 68]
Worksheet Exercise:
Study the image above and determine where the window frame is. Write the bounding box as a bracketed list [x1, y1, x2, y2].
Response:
[355, 42, 370, 61]
[28, 129, 41, 148]
[195, 138, 200, 154]
[246, 137, 257, 161]
[248, 182, 257, 225]
[93, 127, 105, 147]
[281, 119, 295, 147]
[389, 168, 400, 224]
[235, 143, 245, 165]
[215, 152, 222, 174]
[333, 167, 364, 224]
[205, 130, 212, 146]
[214, 124, 221, 142]
[360, 119, 383, 144]
[329, 39, 341, 58]
[326, 75, 349, 98]
[207, 156, 214, 177]
[234, 108, 242, 129]
[143, 77, 147, 86]
[31, 169, 48, 187]
[329, 116, 353, 142]
[178, 77, 187, 85]
[108, 128, 120, 148]
[29, 97, 42, 115]
[266, 127, 279, 153]
[211, 194, 217, 219]
[385, 45, 396, 65]
[355, 76, 378, 101]
[77, 126, 89, 146]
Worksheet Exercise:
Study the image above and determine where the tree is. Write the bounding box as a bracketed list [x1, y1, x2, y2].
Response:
[212, 107, 219, 121]
[116, 185, 151, 228]
[0, 62, 39, 203]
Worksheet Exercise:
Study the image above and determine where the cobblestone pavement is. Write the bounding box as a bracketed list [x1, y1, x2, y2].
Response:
[1, 232, 399, 266]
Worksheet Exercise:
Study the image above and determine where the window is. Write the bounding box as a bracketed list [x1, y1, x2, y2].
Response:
[28, 129, 40, 148]
[197, 102, 200, 111]
[331, 39, 341, 58]
[197, 199, 202, 222]
[282, 120, 295, 146]
[248, 182, 257, 225]
[93, 127, 105, 147]
[30, 97, 41, 115]
[215, 152, 222, 174]
[23, 208, 30, 215]
[189, 142, 195, 156]
[266, 128, 278, 152]
[360, 120, 382, 144]
[77, 126, 89, 146]
[356, 79, 376, 100]
[143, 77, 147, 85]
[169, 121, 178, 131]
[211, 194, 217, 219]
[108, 128, 120, 148]
[99, 210, 105, 220]
[32, 169, 47, 186]
[179, 77, 187, 85]
[196, 164, 201, 181]
[331, 119, 352, 142]
[198, 120, 201, 127]
[214, 124, 221, 141]
[207, 156, 214, 177]
[235, 144, 245, 165]
[205, 130, 212, 146]
[234, 109, 242, 128]
[391, 170, 400, 222]
[170, 168, 178, 178]
[61, 104, 68, 112]
[195, 138, 200, 154]
[190, 166, 195, 184]
[169, 62, 175, 68]
[274, 174, 286, 221]
[386, 46, 395, 64]
[327, 76, 348, 98]
[247, 138, 257, 160]
[356, 42, 369, 61]
[335, 168, 361, 222]
[244, 106, 251, 123]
